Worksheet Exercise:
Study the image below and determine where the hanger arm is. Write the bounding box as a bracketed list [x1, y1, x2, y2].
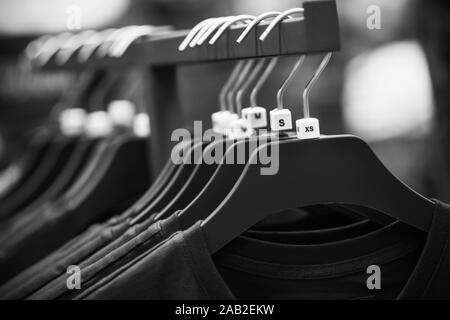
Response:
[202, 135, 435, 254]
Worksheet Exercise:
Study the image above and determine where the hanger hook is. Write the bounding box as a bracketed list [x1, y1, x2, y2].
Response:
[235, 58, 266, 115]
[236, 11, 282, 44]
[208, 15, 255, 45]
[190, 16, 235, 47]
[191, 16, 236, 48]
[259, 8, 304, 42]
[178, 17, 217, 51]
[229, 13, 281, 108]
[250, 57, 278, 107]
[25, 34, 52, 61]
[95, 26, 137, 59]
[77, 28, 117, 63]
[34, 32, 74, 66]
[109, 25, 169, 57]
[302, 52, 332, 118]
[277, 56, 305, 110]
[219, 60, 246, 111]
[227, 60, 255, 114]
[55, 30, 97, 65]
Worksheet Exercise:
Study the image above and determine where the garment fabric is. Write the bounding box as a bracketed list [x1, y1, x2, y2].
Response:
[81, 201, 450, 300]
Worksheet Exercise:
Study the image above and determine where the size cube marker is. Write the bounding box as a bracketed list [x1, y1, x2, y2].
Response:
[269, 108, 293, 131]
[211, 110, 231, 134]
[227, 118, 254, 139]
[222, 113, 239, 134]
[296, 118, 320, 139]
[242, 106, 268, 129]
[59, 108, 87, 137]
[108, 100, 136, 128]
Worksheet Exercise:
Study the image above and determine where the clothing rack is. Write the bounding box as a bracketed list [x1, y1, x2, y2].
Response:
[31, 0, 340, 176]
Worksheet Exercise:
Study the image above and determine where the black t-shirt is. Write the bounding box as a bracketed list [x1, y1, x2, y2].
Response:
[81, 201, 450, 300]
[3, 205, 366, 299]
[0, 216, 134, 299]
[31, 211, 374, 299]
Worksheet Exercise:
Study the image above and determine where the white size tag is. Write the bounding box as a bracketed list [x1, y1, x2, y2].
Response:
[59, 108, 87, 137]
[220, 112, 239, 135]
[85, 111, 114, 138]
[242, 106, 268, 129]
[133, 113, 151, 137]
[108, 100, 136, 128]
[269, 108, 293, 131]
[296, 118, 320, 140]
[227, 117, 254, 139]
[211, 110, 231, 134]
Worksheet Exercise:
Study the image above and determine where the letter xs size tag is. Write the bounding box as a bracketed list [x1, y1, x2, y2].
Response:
[296, 118, 320, 139]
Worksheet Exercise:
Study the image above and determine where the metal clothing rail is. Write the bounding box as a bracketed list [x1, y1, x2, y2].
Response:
[32, 0, 340, 176]
[36, 0, 340, 70]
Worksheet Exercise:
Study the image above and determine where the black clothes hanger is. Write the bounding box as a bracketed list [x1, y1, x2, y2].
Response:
[155, 59, 273, 220]
[0, 134, 52, 202]
[0, 70, 112, 221]
[173, 51, 390, 232]
[154, 138, 229, 219]
[0, 68, 108, 213]
[0, 134, 151, 283]
[154, 58, 265, 221]
[201, 53, 435, 254]
[131, 140, 209, 224]
[176, 56, 299, 226]
[143, 60, 270, 222]
[53, 63, 156, 213]
[10, 137, 99, 219]
[122, 139, 192, 220]
[176, 133, 395, 229]
[59, 134, 150, 224]
[0, 139, 100, 240]
[0, 135, 77, 220]
[98, 72, 197, 221]
[178, 134, 280, 228]
[202, 137, 435, 253]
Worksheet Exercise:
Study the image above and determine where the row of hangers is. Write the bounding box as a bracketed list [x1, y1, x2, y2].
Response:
[148, 9, 435, 253]
[0, 26, 157, 246]
[25, 25, 173, 67]
[11, 7, 435, 259]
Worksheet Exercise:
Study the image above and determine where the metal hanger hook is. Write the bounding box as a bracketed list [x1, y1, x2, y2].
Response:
[178, 17, 218, 51]
[219, 61, 246, 111]
[277, 55, 305, 110]
[208, 15, 255, 45]
[259, 8, 304, 42]
[302, 52, 332, 118]
[96, 26, 137, 59]
[34, 32, 74, 66]
[109, 25, 170, 57]
[235, 58, 266, 114]
[192, 16, 235, 47]
[55, 30, 97, 65]
[77, 28, 117, 63]
[227, 59, 255, 114]
[25, 35, 52, 61]
[236, 11, 282, 44]
[250, 57, 278, 107]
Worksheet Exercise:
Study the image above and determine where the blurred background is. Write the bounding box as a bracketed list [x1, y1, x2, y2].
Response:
[0, 0, 448, 201]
